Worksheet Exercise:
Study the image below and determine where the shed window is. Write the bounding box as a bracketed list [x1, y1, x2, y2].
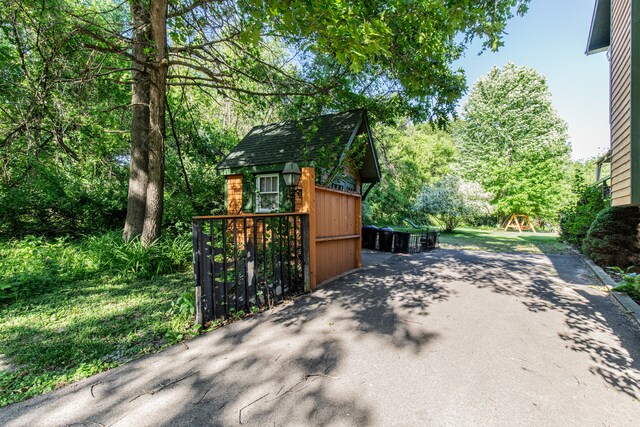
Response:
[256, 174, 279, 212]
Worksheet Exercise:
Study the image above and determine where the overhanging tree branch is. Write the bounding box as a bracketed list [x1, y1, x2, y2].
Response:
[167, 0, 220, 19]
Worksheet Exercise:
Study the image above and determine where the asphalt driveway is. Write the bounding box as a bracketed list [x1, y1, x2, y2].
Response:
[2, 249, 639, 426]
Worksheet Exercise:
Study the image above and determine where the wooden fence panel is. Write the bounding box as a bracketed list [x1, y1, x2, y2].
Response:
[314, 186, 362, 284]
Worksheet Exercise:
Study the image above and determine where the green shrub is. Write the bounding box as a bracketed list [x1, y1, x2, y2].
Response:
[582, 206, 640, 269]
[560, 185, 609, 246]
[607, 266, 640, 303]
[0, 231, 192, 303]
[0, 164, 128, 238]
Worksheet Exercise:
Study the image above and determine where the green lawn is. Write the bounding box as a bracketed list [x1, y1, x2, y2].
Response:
[0, 233, 199, 406]
[438, 227, 570, 254]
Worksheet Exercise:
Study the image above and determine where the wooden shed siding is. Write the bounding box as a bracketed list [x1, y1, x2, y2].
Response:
[226, 174, 243, 214]
[610, 0, 633, 206]
[315, 187, 358, 239]
[316, 240, 358, 284]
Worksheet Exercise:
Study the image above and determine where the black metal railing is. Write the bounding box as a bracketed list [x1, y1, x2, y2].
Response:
[404, 231, 439, 253]
[363, 226, 439, 254]
[192, 213, 310, 325]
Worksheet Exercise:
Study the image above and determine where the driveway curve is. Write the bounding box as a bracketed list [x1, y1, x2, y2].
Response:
[2, 249, 639, 426]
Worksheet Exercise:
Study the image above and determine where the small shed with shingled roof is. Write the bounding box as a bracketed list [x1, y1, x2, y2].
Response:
[216, 109, 381, 214]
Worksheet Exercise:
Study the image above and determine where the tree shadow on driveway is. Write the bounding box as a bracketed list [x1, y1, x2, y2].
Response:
[3, 248, 639, 426]
[134, 255, 452, 425]
[270, 255, 452, 353]
[422, 249, 640, 401]
[2, 254, 451, 426]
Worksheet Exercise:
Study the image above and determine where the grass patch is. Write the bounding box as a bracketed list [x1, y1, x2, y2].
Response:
[0, 232, 200, 406]
[437, 228, 569, 254]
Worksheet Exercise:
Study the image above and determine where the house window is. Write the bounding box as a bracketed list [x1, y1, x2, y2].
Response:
[256, 174, 279, 212]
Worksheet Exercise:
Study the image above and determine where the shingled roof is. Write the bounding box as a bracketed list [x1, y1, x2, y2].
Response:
[216, 109, 381, 183]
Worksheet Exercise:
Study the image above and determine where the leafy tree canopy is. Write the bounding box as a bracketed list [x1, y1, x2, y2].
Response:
[244, 0, 530, 123]
[454, 62, 572, 220]
[0, 0, 531, 239]
[364, 123, 456, 225]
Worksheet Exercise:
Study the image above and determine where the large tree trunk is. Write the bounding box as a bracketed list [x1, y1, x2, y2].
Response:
[142, 0, 168, 246]
[123, 0, 151, 241]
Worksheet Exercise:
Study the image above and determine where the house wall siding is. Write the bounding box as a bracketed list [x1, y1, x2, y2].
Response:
[610, 0, 633, 206]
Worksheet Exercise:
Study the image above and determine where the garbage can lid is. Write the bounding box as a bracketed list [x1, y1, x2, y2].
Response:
[362, 225, 378, 230]
[379, 226, 394, 232]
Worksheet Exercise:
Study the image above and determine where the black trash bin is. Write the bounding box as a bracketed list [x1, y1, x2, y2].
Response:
[378, 227, 394, 252]
[361, 225, 378, 249]
[393, 231, 410, 253]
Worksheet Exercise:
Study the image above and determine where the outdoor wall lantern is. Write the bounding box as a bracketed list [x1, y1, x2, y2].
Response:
[282, 161, 302, 210]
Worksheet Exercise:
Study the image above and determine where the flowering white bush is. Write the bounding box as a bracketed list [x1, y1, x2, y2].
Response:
[414, 175, 493, 231]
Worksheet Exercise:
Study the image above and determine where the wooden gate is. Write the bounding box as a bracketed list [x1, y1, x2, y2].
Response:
[297, 167, 362, 288]
[314, 186, 362, 284]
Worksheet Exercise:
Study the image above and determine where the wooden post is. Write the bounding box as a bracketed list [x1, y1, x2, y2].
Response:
[300, 167, 316, 290]
[355, 196, 362, 268]
[515, 215, 522, 233]
[528, 218, 537, 233]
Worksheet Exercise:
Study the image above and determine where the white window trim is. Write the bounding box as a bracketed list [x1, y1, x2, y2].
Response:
[255, 174, 279, 213]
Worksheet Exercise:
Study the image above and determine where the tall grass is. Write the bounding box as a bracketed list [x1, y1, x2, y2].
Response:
[0, 231, 192, 303]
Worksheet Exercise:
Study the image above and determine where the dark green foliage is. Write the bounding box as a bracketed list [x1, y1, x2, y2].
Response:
[582, 206, 640, 269]
[0, 232, 191, 303]
[364, 124, 456, 225]
[608, 267, 640, 303]
[560, 186, 609, 246]
[0, 230, 197, 405]
[0, 161, 129, 237]
[1, 0, 533, 240]
[0, 271, 196, 406]
[162, 100, 238, 223]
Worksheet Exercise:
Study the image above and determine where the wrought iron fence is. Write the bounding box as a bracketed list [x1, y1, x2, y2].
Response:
[404, 231, 439, 253]
[192, 213, 309, 325]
